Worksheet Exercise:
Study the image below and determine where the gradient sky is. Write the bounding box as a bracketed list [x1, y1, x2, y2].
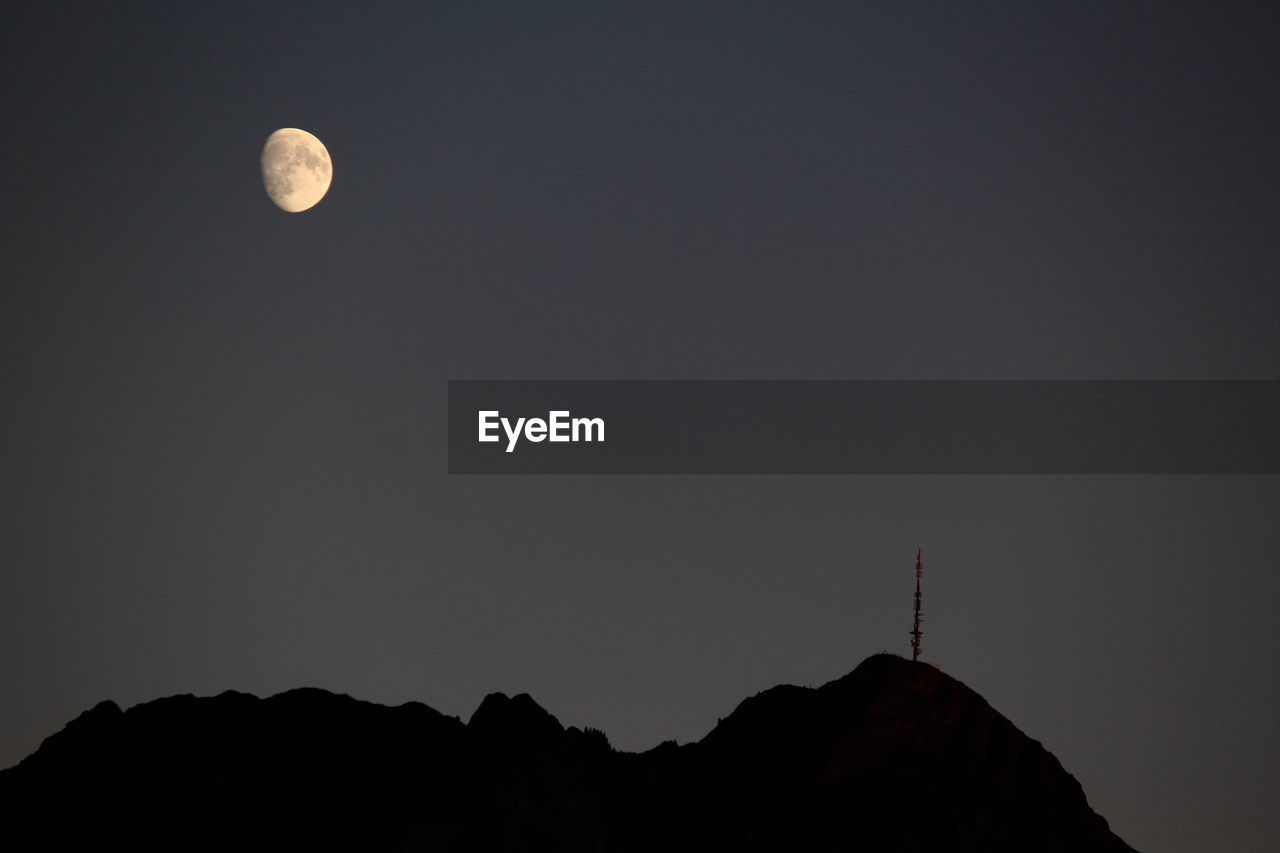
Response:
[2, 3, 1278, 851]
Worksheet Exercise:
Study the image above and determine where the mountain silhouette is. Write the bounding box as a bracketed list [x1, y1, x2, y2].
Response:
[0, 654, 1136, 851]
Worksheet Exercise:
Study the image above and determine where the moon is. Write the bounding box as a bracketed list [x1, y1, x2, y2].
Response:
[260, 128, 332, 212]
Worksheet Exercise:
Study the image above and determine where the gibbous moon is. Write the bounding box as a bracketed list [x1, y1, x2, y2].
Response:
[261, 128, 332, 212]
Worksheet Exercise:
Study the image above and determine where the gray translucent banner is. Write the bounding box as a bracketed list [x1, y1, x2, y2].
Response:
[447, 381, 1278, 474]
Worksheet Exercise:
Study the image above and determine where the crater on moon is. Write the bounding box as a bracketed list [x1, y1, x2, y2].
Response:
[261, 128, 332, 213]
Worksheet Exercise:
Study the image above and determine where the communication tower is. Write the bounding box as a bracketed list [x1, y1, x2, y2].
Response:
[910, 549, 923, 661]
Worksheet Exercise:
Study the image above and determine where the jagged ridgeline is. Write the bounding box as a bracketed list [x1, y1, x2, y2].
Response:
[0, 655, 1137, 852]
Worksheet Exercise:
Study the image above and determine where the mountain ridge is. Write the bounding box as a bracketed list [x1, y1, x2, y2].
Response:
[1, 654, 1137, 851]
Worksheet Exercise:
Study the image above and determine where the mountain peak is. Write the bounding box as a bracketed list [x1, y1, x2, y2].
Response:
[469, 691, 565, 746]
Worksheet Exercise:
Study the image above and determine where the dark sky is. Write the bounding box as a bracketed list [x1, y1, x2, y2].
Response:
[2, 2, 1278, 850]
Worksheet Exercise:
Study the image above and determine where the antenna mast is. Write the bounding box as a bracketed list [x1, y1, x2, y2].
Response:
[910, 549, 923, 661]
